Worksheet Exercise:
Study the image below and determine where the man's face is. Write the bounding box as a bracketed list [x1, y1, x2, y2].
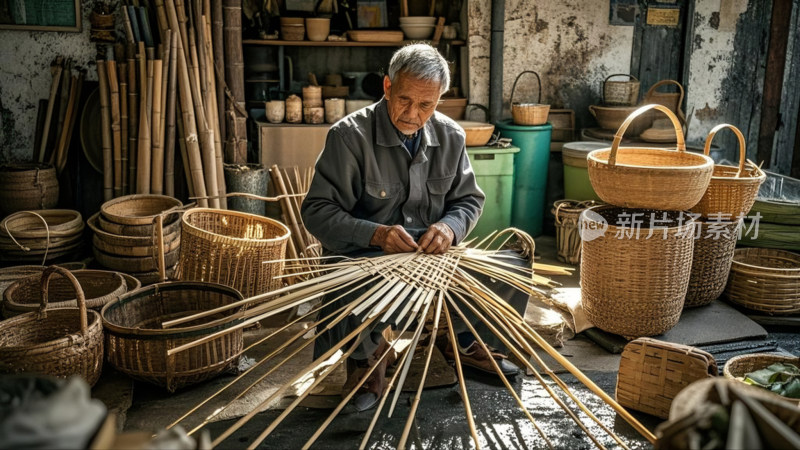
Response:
[383, 72, 441, 135]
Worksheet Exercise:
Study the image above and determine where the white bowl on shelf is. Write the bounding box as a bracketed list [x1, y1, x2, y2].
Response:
[399, 16, 437, 26]
[400, 24, 435, 40]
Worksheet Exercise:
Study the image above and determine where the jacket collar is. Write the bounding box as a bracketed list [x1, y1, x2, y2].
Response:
[374, 98, 440, 149]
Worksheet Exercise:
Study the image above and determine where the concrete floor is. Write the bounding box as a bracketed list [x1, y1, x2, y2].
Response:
[105, 236, 798, 449]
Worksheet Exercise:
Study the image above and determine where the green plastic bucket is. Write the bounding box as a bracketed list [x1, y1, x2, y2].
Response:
[495, 120, 552, 236]
[467, 146, 520, 239]
[562, 141, 606, 201]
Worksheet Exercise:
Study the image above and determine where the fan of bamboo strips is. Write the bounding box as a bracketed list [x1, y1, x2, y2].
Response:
[162, 228, 655, 449]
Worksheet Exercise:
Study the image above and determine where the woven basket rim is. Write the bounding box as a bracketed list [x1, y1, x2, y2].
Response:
[588, 147, 714, 171]
[0, 307, 102, 351]
[181, 207, 291, 244]
[101, 281, 244, 336]
[101, 194, 183, 225]
[710, 162, 767, 182]
[88, 212, 181, 246]
[3, 269, 126, 311]
[583, 204, 696, 231]
[731, 248, 800, 273]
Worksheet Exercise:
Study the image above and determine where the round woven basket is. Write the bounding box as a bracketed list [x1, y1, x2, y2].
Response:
[0, 210, 85, 263]
[724, 248, 800, 315]
[101, 281, 244, 392]
[510, 71, 550, 126]
[587, 104, 714, 211]
[177, 208, 290, 298]
[690, 124, 766, 219]
[88, 212, 181, 257]
[551, 199, 602, 265]
[0, 266, 103, 386]
[93, 245, 181, 273]
[684, 219, 740, 308]
[100, 194, 182, 226]
[0, 162, 59, 216]
[588, 104, 653, 136]
[723, 353, 800, 404]
[3, 269, 127, 318]
[603, 74, 640, 106]
[96, 209, 181, 237]
[580, 205, 696, 337]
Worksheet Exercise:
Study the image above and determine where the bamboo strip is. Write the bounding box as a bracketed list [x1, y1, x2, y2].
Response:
[57, 70, 83, 174]
[127, 44, 139, 194]
[97, 60, 113, 201]
[38, 56, 63, 163]
[107, 60, 122, 197]
[52, 59, 71, 165]
[442, 301, 480, 448]
[52, 72, 78, 174]
[174, 35, 208, 206]
[121, 5, 135, 42]
[204, 15, 227, 209]
[137, 42, 152, 193]
[119, 62, 129, 194]
[151, 56, 164, 194]
[164, 31, 179, 197]
[211, 0, 225, 146]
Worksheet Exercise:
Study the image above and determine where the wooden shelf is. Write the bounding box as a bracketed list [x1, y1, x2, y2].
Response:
[245, 79, 280, 83]
[243, 39, 465, 47]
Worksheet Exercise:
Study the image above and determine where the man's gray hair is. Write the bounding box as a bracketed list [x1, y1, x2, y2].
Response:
[387, 44, 450, 95]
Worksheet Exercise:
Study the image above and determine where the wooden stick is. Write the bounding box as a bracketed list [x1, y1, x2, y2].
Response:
[151, 56, 164, 194]
[38, 56, 63, 163]
[127, 44, 139, 194]
[119, 61, 129, 195]
[53, 59, 71, 164]
[107, 60, 122, 197]
[137, 42, 151, 193]
[121, 5, 136, 42]
[54, 72, 81, 174]
[97, 60, 113, 201]
[164, 31, 179, 197]
[442, 301, 480, 448]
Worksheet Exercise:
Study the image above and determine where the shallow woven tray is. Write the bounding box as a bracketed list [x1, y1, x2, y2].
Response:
[100, 194, 182, 226]
[724, 248, 800, 315]
[723, 353, 800, 404]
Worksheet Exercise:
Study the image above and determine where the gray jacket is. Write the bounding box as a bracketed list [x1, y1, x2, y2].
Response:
[301, 99, 485, 254]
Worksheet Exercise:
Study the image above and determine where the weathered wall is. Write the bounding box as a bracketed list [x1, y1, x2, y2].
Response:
[0, 0, 109, 163]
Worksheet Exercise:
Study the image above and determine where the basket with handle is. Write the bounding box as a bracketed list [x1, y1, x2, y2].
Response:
[0, 266, 104, 386]
[684, 219, 740, 308]
[724, 248, 800, 315]
[587, 104, 714, 211]
[603, 74, 640, 106]
[510, 71, 550, 126]
[690, 124, 766, 219]
[643, 80, 685, 123]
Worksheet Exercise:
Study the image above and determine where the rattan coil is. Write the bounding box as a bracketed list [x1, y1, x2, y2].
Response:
[0, 266, 103, 386]
[580, 205, 696, 337]
[690, 124, 766, 219]
[0, 163, 59, 216]
[3, 269, 127, 318]
[587, 104, 713, 211]
[101, 282, 244, 392]
[177, 208, 291, 298]
[616, 338, 717, 418]
[100, 194, 182, 226]
[723, 353, 800, 404]
[510, 71, 550, 126]
[724, 248, 800, 315]
[684, 219, 740, 308]
[603, 74, 640, 107]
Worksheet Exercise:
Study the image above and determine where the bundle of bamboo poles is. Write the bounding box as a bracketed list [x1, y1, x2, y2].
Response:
[32, 57, 86, 175]
[269, 165, 320, 267]
[96, 1, 236, 208]
[161, 229, 656, 449]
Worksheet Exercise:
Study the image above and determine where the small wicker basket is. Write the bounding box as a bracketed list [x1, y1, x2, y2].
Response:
[724, 248, 800, 315]
[0, 266, 104, 386]
[643, 79, 685, 123]
[551, 199, 601, 265]
[0, 162, 59, 216]
[603, 74, 640, 106]
[684, 219, 740, 308]
[723, 353, 800, 404]
[587, 104, 714, 211]
[690, 124, 766, 219]
[510, 71, 550, 126]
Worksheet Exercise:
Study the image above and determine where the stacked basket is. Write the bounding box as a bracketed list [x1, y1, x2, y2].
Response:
[0, 210, 84, 264]
[90, 195, 183, 285]
[581, 104, 714, 338]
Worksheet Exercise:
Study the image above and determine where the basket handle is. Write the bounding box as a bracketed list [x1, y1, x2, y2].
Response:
[703, 123, 746, 178]
[644, 79, 685, 117]
[604, 73, 638, 86]
[465, 104, 489, 122]
[39, 265, 88, 337]
[609, 104, 686, 166]
[510, 71, 542, 105]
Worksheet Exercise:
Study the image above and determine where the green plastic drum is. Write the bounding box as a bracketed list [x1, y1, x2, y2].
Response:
[495, 120, 552, 236]
[562, 141, 607, 201]
[467, 146, 520, 239]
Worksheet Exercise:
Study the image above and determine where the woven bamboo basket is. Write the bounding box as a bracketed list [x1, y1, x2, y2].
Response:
[0, 210, 85, 263]
[684, 219, 740, 308]
[3, 269, 128, 318]
[93, 245, 181, 273]
[88, 212, 181, 257]
[616, 338, 717, 418]
[0, 263, 86, 299]
[603, 74, 640, 106]
[588, 105, 653, 136]
[101, 282, 244, 392]
[551, 199, 602, 265]
[0, 163, 59, 216]
[510, 71, 550, 126]
[100, 194, 182, 226]
[177, 208, 291, 298]
[643, 79, 685, 123]
[724, 248, 800, 315]
[587, 104, 714, 211]
[580, 205, 696, 337]
[96, 209, 181, 237]
[723, 353, 800, 404]
[690, 124, 766, 219]
[0, 266, 103, 386]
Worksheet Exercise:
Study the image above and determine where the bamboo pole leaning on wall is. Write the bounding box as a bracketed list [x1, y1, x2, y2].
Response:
[97, 60, 113, 201]
[175, 35, 209, 206]
[211, 0, 226, 146]
[203, 14, 227, 209]
[164, 31, 179, 197]
[150, 52, 164, 194]
[107, 59, 123, 198]
[223, 0, 247, 164]
[127, 44, 139, 194]
[137, 42, 151, 193]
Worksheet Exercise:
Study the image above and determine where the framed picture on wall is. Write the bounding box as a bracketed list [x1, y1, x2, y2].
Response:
[0, 0, 81, 32]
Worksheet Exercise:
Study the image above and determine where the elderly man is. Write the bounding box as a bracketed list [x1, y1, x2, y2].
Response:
[301, 44, 519, 412]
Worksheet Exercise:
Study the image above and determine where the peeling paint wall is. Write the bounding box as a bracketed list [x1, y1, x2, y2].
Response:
[0, 1, 111, 163]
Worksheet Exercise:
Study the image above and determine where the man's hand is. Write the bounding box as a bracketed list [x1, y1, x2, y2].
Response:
[370, 225, 419, 253]
[418, 222, 455, 254]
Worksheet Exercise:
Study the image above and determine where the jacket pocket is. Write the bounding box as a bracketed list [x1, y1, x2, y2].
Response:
[361, 181, 404, 221]
[426, 175, 455, 222]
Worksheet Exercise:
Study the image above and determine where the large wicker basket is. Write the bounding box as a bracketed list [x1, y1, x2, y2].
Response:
[177, 208, 290, 298]
[603, 74, 640, 107]
[101, 281, 245, 392]
[0, 266, 104, 386]
[580, 205, 696, 337]
[0, 162, 59, 216]
[684, 219, 740, 308]
[690, 124, 766, 219]
[510, 71, 550, 126]
[724, 248, 800, 315]
[723, 353, 800, 404]
[587, 104, 714, 211]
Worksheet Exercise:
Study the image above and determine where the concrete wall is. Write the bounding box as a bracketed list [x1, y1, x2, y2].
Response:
[0, 0, 110, 163]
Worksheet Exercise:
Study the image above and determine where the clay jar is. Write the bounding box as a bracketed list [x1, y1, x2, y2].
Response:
[304, 107, 325, 124]
[285, 95, 302, 123]
[265, 100, 285, 123]
[305, 18, 330, 42]
[324, 98, 345, 123]
[302, 85, 322, 108]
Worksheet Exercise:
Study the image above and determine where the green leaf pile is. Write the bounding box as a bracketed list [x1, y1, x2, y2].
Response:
[743, 362, 800, 398]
